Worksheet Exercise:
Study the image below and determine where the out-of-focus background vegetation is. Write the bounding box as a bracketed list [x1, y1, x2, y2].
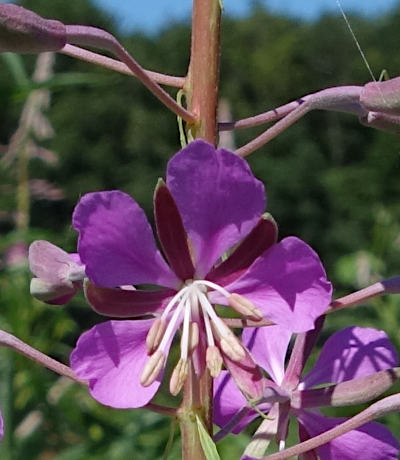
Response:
[0, 0, 400, 458]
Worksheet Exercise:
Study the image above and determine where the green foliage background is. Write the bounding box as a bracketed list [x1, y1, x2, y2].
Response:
[0, 0, 400, 458]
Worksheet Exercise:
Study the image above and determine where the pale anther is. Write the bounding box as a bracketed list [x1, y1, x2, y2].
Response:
[169, 358, 188, 396]
[146, 317, 167, 354]
[140, 350, 165, 387]
[206, 345, 223, 377]
[228, 293, 263, 321]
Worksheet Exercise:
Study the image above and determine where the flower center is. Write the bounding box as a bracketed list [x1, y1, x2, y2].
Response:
[140, 279, 249, 394]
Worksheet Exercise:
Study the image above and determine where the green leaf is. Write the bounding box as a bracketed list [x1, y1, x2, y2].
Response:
[195, 415, 221, 460]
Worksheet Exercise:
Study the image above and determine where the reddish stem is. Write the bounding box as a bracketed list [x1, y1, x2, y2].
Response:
[65, 25, 196, 123]
[60, 44, 185, 88]
[186, 0, 221, 143]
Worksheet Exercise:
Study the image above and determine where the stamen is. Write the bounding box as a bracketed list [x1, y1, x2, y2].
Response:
[169, 358, 188, 395]
[160, 285, 190, 320]
[228, 293, 263, 321]
[197, 291, 245, 361]
[146, 317, 167, 354]
[200, 301, 215, 347]
[188, 322, 199, 352]
[157, 291, 188, 352]
[180, 297, 192, 360]
[197, 291, 230, 339]
[193, 279, 231, 298]
[140, 350, 165, 386]
[219, 333, 246, 362]
[206, 345, 223, 377]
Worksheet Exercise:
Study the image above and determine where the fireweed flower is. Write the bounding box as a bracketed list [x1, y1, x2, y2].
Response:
[67, 139, 332, 408]
[214, 326, 400, 459]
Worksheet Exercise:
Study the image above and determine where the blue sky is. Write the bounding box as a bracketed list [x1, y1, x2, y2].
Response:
[93, 0, 398, 33]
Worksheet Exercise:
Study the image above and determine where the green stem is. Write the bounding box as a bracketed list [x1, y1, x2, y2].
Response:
[178, 363, 212, 460]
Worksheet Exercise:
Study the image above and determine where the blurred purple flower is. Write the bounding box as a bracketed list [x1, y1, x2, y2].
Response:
[67, 139, 331, 408]
[214, 326, 399, 459]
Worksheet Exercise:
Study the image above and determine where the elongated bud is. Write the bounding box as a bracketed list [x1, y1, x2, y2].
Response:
[140, 350, 165, 387]
[169, 358, 188, 396]
[228, 293, 263, 321]
[291, 367, 400, 409]
[219, 332, 246, 362]
[206, 346, 223, 378]
[146, 318, 167, 354]
[360, 77, 400, 115]
[0, 4, 66, 53]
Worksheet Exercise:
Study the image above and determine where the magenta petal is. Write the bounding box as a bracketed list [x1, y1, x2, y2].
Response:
[213, 370, 260, 434]
[302, 326, 399, 388]
[73, 191, 179, 289]
[70, 319, 164, 408]
[242, 325, 292, 385]
[297, 411, 399, 460]
[211, 237, 332, 332]
[166, 140, 265, 277]
[84, 281, 174, 317]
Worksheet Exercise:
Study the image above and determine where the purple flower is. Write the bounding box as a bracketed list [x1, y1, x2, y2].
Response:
[69, 140, 332, 408]
[214, 326, 399, 459]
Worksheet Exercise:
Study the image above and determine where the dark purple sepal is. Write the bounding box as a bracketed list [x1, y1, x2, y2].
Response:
[0, 4, 66, 53]
[207, 214, 278, 285]
[84, 280, 174, 317]
[154, 179, 195, 281]
[298, 423, 319, 460]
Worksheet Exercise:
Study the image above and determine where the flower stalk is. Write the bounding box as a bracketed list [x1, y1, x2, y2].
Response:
[178, 1, 222, 457]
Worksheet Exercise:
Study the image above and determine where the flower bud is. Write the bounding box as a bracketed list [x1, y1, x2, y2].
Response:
[0, 4, 66, 53]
